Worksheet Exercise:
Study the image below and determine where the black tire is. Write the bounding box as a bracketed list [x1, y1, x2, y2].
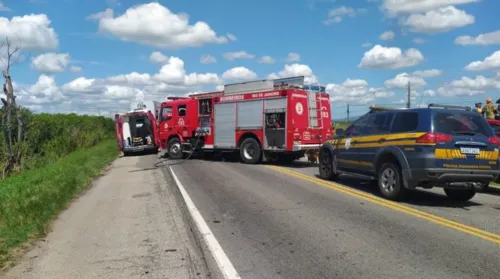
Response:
[168, 138, 183, 160]
[444, 188, 476, 202]
[318, 149, 339, 181]
[239, 138, 261, 164]
[377, 162, 407, 201]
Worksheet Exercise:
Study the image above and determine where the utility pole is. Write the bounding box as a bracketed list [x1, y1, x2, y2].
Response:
[347, 104, 350, 121]
[406, 81, 411, 108]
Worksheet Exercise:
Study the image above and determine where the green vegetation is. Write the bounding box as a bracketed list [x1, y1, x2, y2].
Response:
[0, 140, 118, 264]
[0, 111, 115, 176]
[0, 110, 118, 265]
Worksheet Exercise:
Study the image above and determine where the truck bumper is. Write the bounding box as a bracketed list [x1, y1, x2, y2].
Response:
[403, 168, 500, 188]
[292, 144, 322, 151]
[123, 144, 157, 153]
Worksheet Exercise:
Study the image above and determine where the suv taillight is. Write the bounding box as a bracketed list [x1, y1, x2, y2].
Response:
[488, 137, 500, 146]
[416, 132, 452, 144]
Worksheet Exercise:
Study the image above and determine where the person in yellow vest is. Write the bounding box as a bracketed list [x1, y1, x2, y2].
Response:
[474, 102, 482, 114]
[481, 98, 497, 119]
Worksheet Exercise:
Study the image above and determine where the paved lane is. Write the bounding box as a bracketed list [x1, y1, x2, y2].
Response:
[279, 159, 500, 236]
[166, 159, 500, 279]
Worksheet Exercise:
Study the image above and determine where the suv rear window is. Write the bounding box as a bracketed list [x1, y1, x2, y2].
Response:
[432, 111, 493, 137]
[391, 112, 418, 133]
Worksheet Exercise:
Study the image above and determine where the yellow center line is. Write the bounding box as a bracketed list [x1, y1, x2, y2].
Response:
[266, 165, 500, 245]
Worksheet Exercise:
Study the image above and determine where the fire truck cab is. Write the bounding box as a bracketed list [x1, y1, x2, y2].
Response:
[157, 76, 333, 164]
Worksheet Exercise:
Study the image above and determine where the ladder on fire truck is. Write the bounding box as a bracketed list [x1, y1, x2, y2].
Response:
[304, 82, 326, 129]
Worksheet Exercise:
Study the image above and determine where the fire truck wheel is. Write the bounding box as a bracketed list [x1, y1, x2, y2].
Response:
[239, 138, 261, 164]
[168, 138, 183, 160]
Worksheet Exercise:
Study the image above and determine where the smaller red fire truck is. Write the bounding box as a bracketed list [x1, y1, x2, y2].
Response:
[115, 102, 160, 155]
[157, 76, 333, 164]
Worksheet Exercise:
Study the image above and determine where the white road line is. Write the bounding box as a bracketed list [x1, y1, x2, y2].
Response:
[169, 167, 241, 279]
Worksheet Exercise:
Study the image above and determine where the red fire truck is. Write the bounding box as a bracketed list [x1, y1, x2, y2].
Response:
[157, 76, 333, 164]
[115, 103, 160, 155]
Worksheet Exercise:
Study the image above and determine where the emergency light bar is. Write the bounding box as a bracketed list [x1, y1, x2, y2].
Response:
[369, 105, 408, 112]
[427, 103, 472, 111]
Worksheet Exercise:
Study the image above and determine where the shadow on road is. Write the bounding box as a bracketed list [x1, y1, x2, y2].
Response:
[311, 174, 483, 209]
[485, 186, 500, 197]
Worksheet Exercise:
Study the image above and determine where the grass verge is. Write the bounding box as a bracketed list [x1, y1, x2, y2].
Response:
[0, 139, 118, 266]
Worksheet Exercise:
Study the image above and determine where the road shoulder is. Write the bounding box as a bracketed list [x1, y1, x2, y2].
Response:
[2, 155, 208, 279]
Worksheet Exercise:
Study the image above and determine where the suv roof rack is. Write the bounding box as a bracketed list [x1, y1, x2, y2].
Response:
[368, 105, 408, 112]
[427, 103, 472, 111]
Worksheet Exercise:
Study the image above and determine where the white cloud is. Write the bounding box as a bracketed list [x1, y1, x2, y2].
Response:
[227, 33, 237, 41]
[358, 45, 424, 69]
[0, 3, 10, 11]
[361, 42, 372, 48]
[62, 77, 98, 94]
[412, 69, 443, 78]
[326, 78, 394, 103]
[200, 54, 216, 64]
[150, 51, 169, 64]
[401, 6, 474, 34]
[412, 37, 427, 44]
[455, 30, 500, 46]
[380, 31, 395, 40]
[423, 89, 436, 97]
[384, 72, 427, 88]
[223, 51, 255, 61]
[108, 72, 153, 86]
[268, 64, 318, 84]
[152, 56, 221, 86]
[324, 6, 365, 24]
[259, 56, 276, 64]
[0, 14, 59, 50]
[70, 66, 83, 73]
[285, 52, 301, 62]
[16, 75, 64, 107]
[31, 53, 70, 73]
[437, 75, 500, 97]
[464, 51, 500, 71]
[380, 0, 479, 15]
[16, 55, 230, 115]
[222, 67, 257, 81]
[88, 2, 232, 49]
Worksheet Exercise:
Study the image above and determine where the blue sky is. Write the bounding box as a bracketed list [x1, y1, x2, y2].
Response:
[1, 0, 499, 119]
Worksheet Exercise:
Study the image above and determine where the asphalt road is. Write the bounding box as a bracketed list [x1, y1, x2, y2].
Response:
[167, 157, 500, 279]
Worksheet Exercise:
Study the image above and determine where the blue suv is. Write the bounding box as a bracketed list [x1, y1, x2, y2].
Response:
[318, 104, 500, 201]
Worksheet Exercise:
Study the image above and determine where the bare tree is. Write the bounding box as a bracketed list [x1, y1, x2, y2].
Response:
[0, 36, 23, 178]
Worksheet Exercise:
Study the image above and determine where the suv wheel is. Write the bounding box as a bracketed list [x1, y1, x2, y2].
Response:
[318, 150, 339, 180]
[378, 162, 407, 201]
[443, 188, 476, 202]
